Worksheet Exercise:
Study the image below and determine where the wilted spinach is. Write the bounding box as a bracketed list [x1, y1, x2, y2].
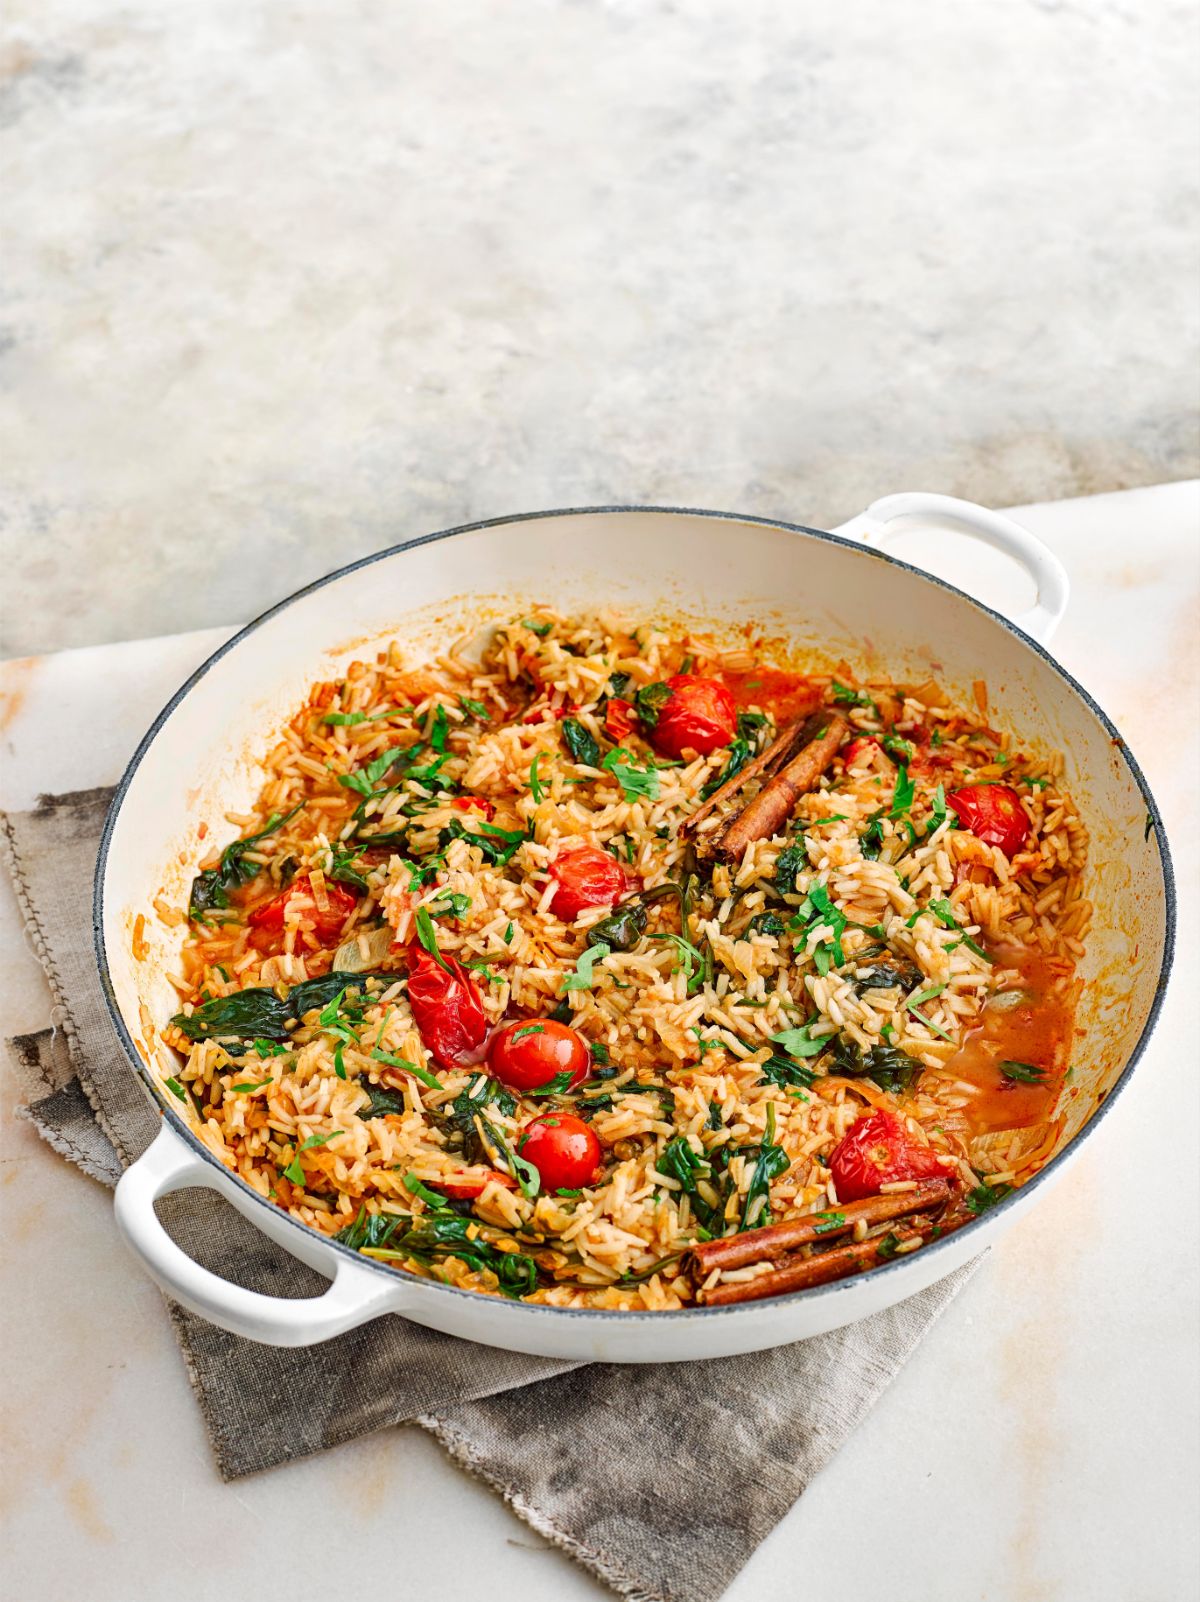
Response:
[561, 718, 600, 767]
[829, 1036, 925, 1096]
[171, 970, 397, 1043]
[336, 1209, 538, 1298]
[633, 681, 673, 730]
[188, 803, 304, 920]
[773, 844, 807, 896]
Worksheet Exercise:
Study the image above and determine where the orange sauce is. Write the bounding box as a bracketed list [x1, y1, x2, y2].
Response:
[721, 669, 823, 724]
[941, 944, 1074, 1133]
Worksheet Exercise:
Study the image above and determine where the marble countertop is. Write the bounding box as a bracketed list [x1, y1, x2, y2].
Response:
[2, 1, 1199, 658]
[2, 483, 1197, 1601]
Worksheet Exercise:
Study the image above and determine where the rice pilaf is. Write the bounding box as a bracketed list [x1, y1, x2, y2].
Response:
[160, 610, 1090, 1309]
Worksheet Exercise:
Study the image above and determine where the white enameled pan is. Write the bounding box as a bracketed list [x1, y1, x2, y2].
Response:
[97, 494, 1175, 1360]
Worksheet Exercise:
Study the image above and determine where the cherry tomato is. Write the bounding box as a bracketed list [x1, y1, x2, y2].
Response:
[604, 698, 635, 741]
[489, 1018, 591, 1093]
[548, 842, 627, 920]
[432, 1169, 517, 1199]
[405, 945, 488, 1070]
[946, 782, 1028, 859]
[651, 675, 737, 760]
[518, 1113, 602, 1190]
[829, 1111, 951, 1202]
[452, 795, 496, 821]
[842, 736, 881, 764]
[247, 875, 358, 940]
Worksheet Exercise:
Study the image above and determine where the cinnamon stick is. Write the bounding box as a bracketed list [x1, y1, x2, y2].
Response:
[698, 1223, 934, 1306]
[680, 712, 817, 842]
[716, 713, 849, 860]
[684, 1178, 951, 1278]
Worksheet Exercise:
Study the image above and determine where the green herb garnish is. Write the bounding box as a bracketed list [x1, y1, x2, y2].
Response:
[562, 718, 600, 767]
[561, 942, 610, 993]
[188, 802, 305, 920]
[999, 1060, 1046, 1084]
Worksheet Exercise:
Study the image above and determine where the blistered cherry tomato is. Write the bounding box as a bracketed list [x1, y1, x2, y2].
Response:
[842, 736, 881, 764]
[432, 1169, 517, 1199]
[405, 945, 488, 1070]
[247, 875, 358, 940]
[651, 675, 737, 760]
[548, 842, 627, 920]
[489, 1018, 591, 1093]
[604, 698, 635, 741]
[829, 1111, 951, 1202]
[518, 1113, 602, 1190]
[946, 783, 1028, 859]
[452, 795, 496, 821]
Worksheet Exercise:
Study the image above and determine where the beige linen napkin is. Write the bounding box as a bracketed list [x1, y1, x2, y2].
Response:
[3, 786, 982, 1602]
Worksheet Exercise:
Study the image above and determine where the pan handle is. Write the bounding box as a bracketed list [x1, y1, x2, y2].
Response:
[829, 492, 1070, 646]
[114, 1123, 412, 1345]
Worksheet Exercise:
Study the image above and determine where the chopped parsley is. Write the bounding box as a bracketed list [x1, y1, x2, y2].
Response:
[770, 1021, 830, 1058]
[904, 981, 954, 1043]
[830, 680, 876, 710]
[889, 763, 915, 819]
[561, 942, 610, 993]
[602, 747, 661, 802]
[282, 1130, 342, 1186]
[966, 1179, 1012, 1215]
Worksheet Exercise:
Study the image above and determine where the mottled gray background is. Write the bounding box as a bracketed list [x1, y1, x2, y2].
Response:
[2, 0, 1197, 658]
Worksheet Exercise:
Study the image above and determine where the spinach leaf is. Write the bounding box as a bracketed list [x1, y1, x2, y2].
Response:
[999, 1060, 1046, 1084]
[359, 1084, 407, 1120]
[829, 1036, 925, 1095]
[438, 1077, 517, 1162]
[437, 817, 529, 867]
[739, 1104, 789, 1229]
[188, 803, 305, 920]
[338, 745, 422, 799]
[427, 704, 450, 753]
[830, 681, 876, 711]
[561, 718, 600, 767]
[853, 959, 922, 995]
[634, 681, 673, 730]
[889, 763, 915, 819]
[656, 1136, 725, 1230]
[171, 970, 397, 1043]
[335, 1210, 404, 1251]
[966, 1179, 1011, 1215]
[588, 900, 648, 952]
[757, 1053, 817, 1091]
[748, 912, 787, 938]
[325, 844, 371, 894]
[699, 736, 752, 801]
[337, 1210, 539, 1298]
[773, 844, 807, 896]
[859, 810, 886, 861]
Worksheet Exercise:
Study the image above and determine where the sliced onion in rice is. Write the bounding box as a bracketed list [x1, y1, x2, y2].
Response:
[333, 923, 396, 973]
